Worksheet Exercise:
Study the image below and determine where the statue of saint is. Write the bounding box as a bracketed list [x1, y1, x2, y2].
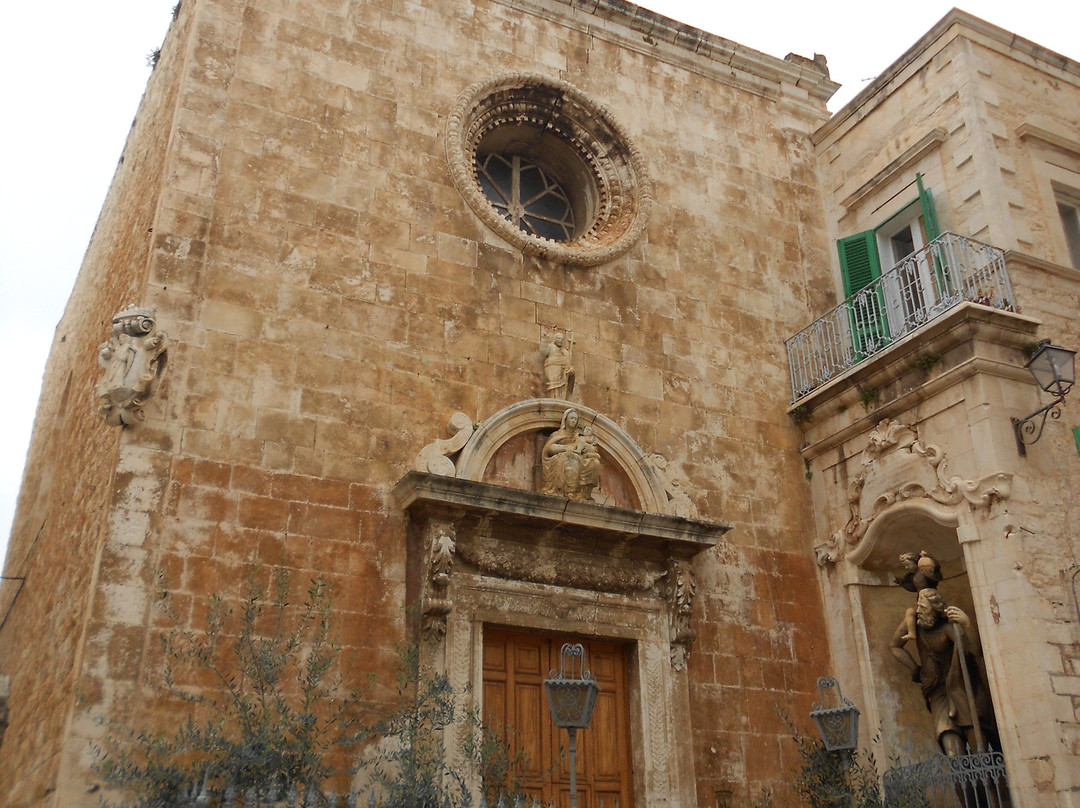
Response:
[890, 588, 997, 755]
[542, 331, 574, 399]
[894, 551, 942, 642]
[540, 409, 601, 501]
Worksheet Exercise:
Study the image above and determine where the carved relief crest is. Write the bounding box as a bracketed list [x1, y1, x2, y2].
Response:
[96, 305, 168, 426]
[815, 418, 1012, 566]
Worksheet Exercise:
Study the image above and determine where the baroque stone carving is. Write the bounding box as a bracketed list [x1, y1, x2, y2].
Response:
[542, 330, 574, 399]
[815, 419, 1013, 566]
[541, 409, 601, 501]
[666, 560, 697, 671]
[96, 305, 168, 426]
[421, 525, 456, 639]
[445, 73, 651, 268]
[646, 453, 699, 519]
[889, 587, 997, 755]
[413, 412, 475, 477]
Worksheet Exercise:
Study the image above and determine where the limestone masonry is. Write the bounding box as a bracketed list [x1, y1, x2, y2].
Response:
[1, 2, 1079, 806]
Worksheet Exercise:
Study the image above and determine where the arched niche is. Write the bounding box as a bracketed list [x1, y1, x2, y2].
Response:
[848, 498, 962, 572]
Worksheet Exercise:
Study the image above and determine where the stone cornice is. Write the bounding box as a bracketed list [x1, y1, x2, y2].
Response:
[392, 471, 730, 553]
[494, 0, 839, 109]
[839, 129, 946, 210]
[816, 9, 1080, 145]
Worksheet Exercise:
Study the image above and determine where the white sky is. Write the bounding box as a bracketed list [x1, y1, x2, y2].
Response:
[1, 1, 1076, 568]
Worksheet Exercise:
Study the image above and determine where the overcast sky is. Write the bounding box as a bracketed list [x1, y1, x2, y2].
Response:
[1, 1, 1076, 567]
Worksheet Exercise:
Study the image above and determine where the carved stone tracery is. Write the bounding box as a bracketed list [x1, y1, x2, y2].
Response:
[814, 418, 1013, 566]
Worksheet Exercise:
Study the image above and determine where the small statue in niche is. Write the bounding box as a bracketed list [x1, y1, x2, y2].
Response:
[540, 408, 601, 501]
[97, 305, 168, 426]
[542, 330, 574, 399]
[894, 551, 942, 642]
[889, 588, 997, 755]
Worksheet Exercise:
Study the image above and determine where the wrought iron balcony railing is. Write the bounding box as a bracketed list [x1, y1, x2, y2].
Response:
[785, 232, 1015, 402]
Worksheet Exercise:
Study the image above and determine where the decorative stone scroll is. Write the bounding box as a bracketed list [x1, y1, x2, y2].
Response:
[814, 419, 1013, 566]
[96, 305, 168, 426]
[413, 412, 475, 477]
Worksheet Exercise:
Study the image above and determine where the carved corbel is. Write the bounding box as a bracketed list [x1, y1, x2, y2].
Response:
[96, 305, 168, 426]
[666, 559, 697, 671]
[420, 523, 456, 639]
[413, 412, 475, 477]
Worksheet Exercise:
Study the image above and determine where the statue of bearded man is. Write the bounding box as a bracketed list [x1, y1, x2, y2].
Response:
[889, 588, 997, 756]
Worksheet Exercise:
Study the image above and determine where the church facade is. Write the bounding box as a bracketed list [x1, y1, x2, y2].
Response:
[1, 1, 1078, 806]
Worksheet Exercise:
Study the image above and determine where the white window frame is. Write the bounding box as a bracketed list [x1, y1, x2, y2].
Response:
[1055, 185, 1080, 270]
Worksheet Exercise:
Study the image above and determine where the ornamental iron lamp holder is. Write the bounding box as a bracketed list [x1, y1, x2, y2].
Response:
[810, 676, 860, 754]
[1012, 339, 1076, 456]
[544, 643, 600, 808]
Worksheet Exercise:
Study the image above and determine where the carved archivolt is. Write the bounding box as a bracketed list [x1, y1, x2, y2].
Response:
[410, 399, 698, 517]
[815, 418, 1012, 566]
[96, 305, 168, 426]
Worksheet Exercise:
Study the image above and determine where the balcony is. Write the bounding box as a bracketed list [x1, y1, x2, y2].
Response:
[785, 233, 1016, 402]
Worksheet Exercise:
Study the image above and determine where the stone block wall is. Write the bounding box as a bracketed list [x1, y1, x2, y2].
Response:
[3, 0, 841, 805]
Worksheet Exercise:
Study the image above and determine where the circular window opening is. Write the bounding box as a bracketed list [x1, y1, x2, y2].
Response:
[446, 74, 651, 267]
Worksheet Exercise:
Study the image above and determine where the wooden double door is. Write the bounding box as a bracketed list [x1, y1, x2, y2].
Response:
[482, 628, 634, 808]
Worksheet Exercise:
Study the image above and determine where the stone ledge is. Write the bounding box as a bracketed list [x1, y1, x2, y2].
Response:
[392, 471, 729, 555]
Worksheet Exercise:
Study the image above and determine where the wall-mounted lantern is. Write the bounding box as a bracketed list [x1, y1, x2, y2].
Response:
[809, 676, 860, 755]
[1013, 339, 1076, 456]
[544, 643, 600, 808]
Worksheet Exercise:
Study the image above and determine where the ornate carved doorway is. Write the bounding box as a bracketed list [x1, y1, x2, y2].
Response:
[482, 628, 633, 808]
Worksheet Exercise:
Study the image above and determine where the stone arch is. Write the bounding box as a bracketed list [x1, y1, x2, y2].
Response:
[848, 498, 961, 571]
[454, 398, 670, 514]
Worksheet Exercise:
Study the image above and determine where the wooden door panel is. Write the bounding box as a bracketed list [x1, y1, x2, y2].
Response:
[482, 628, 633, 808]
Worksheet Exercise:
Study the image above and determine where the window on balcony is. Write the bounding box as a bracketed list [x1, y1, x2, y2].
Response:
[836, 178, 939, 357]
[1056, 189, 1080, 269]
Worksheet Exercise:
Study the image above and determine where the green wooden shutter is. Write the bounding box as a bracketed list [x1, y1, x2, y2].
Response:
[837, 231, 887, 359]
[838, 230, 881, 296]
[917, 173, 940, 242]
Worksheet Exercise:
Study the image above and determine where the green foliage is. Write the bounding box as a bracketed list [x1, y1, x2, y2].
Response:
[146, 48, 161, 68]
[762, 718, 930, 808]
[355, 642, 528, 808]
[859, 387, 879, 411]
[913, 352, 942, 373]
[92, 570, 528, 808]
[790, 405, 812, 427]
[92, 568, 364, 807]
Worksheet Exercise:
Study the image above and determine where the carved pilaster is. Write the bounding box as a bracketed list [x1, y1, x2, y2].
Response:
[667, 559, 697, 671]
[421, 523, 456, 640]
